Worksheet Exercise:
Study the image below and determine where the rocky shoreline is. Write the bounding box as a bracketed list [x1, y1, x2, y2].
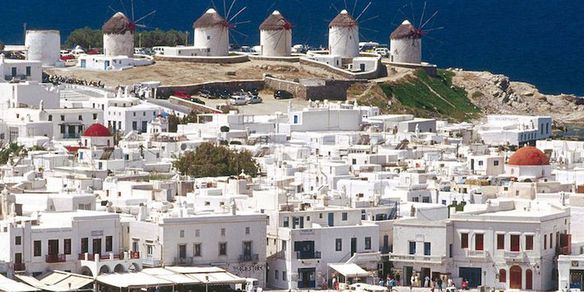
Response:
[449, 69, 584, 125]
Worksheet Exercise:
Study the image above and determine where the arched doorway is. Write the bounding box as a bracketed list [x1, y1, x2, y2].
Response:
[99, 265, 111, 275]
[510, 265, 522, 289]
[114, 264, 125, 273]
[80, 266, 93, 277]
[525, 269, 533, 290]
[498, 269, 506, 283]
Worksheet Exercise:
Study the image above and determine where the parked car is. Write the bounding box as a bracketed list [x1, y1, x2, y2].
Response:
[274, 90, 293, 100]
[229, 94, 248, 105]
[375, 48, 390, 57]
[246, 95, 262, 104]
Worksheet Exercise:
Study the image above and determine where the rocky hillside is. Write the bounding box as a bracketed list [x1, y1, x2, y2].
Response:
[450, 70, 584, 124]
[350, 68, 583, 125]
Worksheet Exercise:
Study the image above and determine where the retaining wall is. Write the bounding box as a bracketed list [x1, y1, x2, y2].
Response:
[157, 80, 265, 97]
[154, 54, 250, 64]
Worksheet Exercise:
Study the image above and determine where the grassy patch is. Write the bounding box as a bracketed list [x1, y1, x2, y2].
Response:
[380, 69, 480, 122]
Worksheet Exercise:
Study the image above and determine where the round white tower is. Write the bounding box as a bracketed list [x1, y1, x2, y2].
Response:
[259, 11, 292, 57]
[102, 12, 135, 58]
[328, 10, 359, 58]
[25, 30, 61, 66]
[193, 8, 230, 56]
[390, 20, 422, 64]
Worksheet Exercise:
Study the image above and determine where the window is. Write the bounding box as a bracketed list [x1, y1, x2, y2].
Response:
[26, 66, 31, 76]
[475, 233, 484, 251]
[34, 240, 41, 256]
[93, 113, 97, 120]
[424, 242, 432, 256]
[275, 270, 279, 280]
[510, 234, 520, 251]
[64, 239, 71, 255]
[342, 212, 348, 221]
[526, 269, 533, 290]
[48, 115, 52, 121]
[478, 160, 483, 166]
[219, 242, 227, 256]
[194, 243, 202, 256]
[180, 230, 185, 238]
[282, 240, 287, 251]
[544, 234, 547, 249]
[409, 241, 416, 255]
[497, 234, 505, 250]
[81, 238, 88, 253]
[526, 235, 534, 250]
[283, 217, 289, 227]
[11, 67, 16, 76]
[283, 271, 287, 281]
[78, 115, 83, 121]
[494, 160, 499, 166]
[461, 233, 469, 249]
[245, 227, 250, 235]
[335, 239, 342, 251]
[449, 244, 453, 258]
[499, 269, 506, 283]
[60, 115, 64, 121]
[221, 228, 226, 236]
[132, 121, 137, 130]
[15, 236, 21, 245]
[365, 237, 371, 250]
[550, 233, 553, 249]
[106, 236, 113, 252]
[195, 229, 200, 237]
[147, 244, 153, 256]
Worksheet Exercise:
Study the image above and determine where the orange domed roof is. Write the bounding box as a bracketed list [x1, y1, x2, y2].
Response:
[508, 146, 549, 166]
[83, 123, 112, 137]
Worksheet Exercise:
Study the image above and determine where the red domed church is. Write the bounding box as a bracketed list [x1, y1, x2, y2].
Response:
[506, 146, 552, 179]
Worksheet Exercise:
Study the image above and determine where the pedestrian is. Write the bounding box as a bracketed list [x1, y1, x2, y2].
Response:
[395, 272, 401, 286]
[410, 273, 416, 287]
[437, 277, 443, 291]
[461, 278, 469, 290]
[424, 275, 430, 287]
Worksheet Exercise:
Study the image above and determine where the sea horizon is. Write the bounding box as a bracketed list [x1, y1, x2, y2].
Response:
[1, 0, 583, 97]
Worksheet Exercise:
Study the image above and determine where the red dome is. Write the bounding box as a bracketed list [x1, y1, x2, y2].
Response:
[508, 146, 549, 166]
[83, 123, 112, 137]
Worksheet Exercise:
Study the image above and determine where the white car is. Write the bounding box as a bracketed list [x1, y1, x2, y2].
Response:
[375, 48, 390, 57]
[229, 95, 248, 105]
[246, 95, 262, 104]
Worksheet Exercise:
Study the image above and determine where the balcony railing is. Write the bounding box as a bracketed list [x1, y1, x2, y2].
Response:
[46, 254, 66, 263]
[466, 250, 489, 258]
[239, 254, 259, 262]
[142, 256, 161, 267]
[63, 133, 81, 139]
[174, 257, 194, 266]
[503, 250, 524, 261]
[79, 252, 138, 261]
[389, 253, 447, 263]
[14, 263, 25, 271]
[296, 251, 321, 260]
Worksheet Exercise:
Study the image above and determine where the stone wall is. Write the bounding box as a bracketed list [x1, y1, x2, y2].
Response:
[264, 76, 368, 101]
[157, 80, 265, 97]
[154, 54, 249, 64]
[299, 57, 383, 80]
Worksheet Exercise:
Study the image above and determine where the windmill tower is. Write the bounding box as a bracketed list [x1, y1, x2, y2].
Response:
[102, 12, 136, 57]
[259, 10, 292, 57]
[193, 8, 230, 56]
[328, 9, 359, 58]
[390, 20, 422, 64]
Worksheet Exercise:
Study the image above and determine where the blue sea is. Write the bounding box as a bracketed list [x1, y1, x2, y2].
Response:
[1, 0, 583, 96]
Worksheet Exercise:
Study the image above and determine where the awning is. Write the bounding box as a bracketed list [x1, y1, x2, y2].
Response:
[328, 263, 371, 278]
[15, 271, 93, 292]
[96, 272, 174, 289]
[0, 274, 39, 292]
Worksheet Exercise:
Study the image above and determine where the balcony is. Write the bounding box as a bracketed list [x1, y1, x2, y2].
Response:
[389, 253, 447, 264]
[466, 249, 489, 259]
[63, 133, 81, 139]
[174, 257, 194, 266]
[503, 250, 525, 262]
[239, 254, 259, 262]
[79, 251, 140, 261]
[46, 254, 66, 263]
[142, 256, 161, 267]
[296, 251, 321, 260]
[14, 263, 25, 271]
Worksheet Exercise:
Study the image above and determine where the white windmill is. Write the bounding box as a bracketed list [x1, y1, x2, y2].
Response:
[259, 10, 293, 57]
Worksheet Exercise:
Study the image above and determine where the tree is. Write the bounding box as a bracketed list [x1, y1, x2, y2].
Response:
[0, 143, 24, 165]
[0, 42, 5, 52]
[136, 29, 188, 48]
[65, 27, 103, 49]
[173, 142, 259, 178]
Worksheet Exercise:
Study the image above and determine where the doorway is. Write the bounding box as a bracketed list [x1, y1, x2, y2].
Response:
[298, 268, 316, 288]
[404, 266, 413, 286]
[510, 265, 522, 289]
[48, 239, 59, 256]
[459, 267, 481, 288]
[351, 237, 357, 256]
[93, 238, 102, 255]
